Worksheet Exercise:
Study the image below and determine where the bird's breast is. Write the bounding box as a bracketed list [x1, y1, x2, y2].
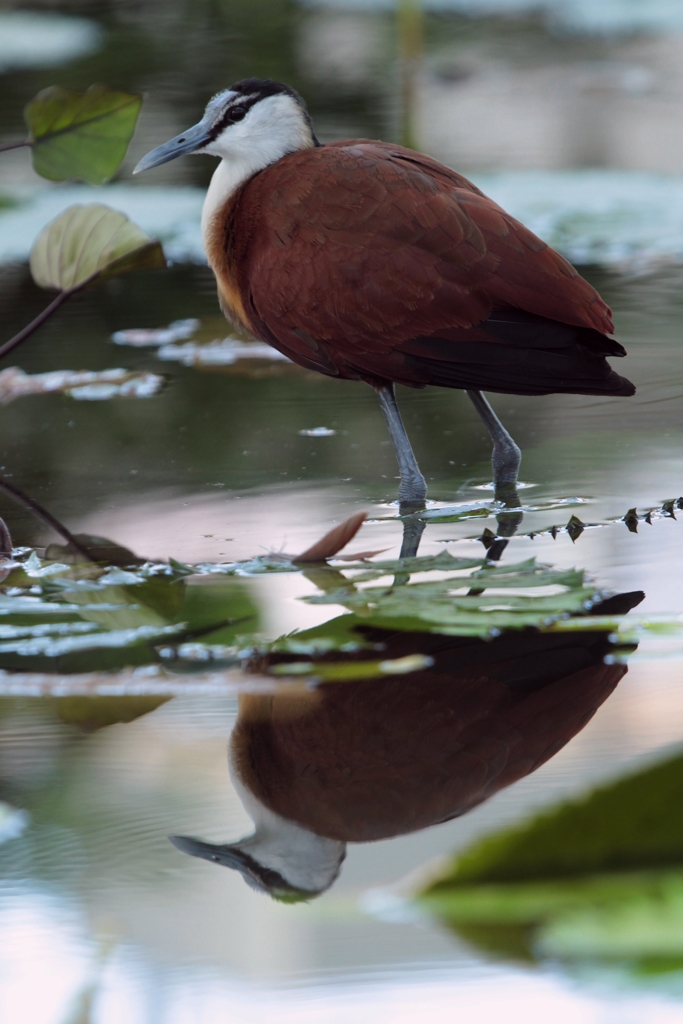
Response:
[202, 165, 253, 334]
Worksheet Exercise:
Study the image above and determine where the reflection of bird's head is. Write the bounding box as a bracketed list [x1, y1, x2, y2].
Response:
[134, 79, 316, 176]
[169, 743, 346, 902]
[169, 830, 344, 902]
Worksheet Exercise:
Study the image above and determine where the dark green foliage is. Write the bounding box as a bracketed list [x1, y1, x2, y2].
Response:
[429, 752, 683, 887]
[25, 85, 142, 184]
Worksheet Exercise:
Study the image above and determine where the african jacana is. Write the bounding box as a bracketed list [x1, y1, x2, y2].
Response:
[135, 79, 634, 511]
[169, 592, 642, 899]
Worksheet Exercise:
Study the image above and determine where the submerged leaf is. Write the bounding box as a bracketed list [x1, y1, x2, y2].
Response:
[25, 84, 142, 184]
[30, 204, 165, 292]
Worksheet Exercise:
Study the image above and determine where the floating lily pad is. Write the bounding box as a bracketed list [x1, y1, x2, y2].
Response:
[30, 204, 165, 293]
[303, 555, 601, 636]
[25, 84, 142, 184]
[0, 548, 259, 675]
[111, 319, 200, 347]
[0, 367, 164, 404]
[157, 338, 291, 367]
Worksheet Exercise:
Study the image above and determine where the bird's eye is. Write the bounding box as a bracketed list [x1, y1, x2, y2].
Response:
[231, 106, 246, 122]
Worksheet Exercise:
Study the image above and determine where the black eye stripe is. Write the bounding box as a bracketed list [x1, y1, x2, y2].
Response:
[206, 95, 258, 141]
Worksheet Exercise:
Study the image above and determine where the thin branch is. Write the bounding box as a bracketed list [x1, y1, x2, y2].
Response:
[0, 289, 75, 363]
[0, 478, 93, 560]
[0, 139, 30, 154]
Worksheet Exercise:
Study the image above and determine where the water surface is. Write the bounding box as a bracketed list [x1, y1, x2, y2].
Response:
[2, 4, 683, 1023]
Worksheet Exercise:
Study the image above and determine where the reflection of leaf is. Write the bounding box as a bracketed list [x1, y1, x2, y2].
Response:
[431, 752, 683, 886]
[54, 695, 170, 732]
[25, 85, 142, 184]
[538, 876, 683, 960]
[417, 752, 683, 971]
[0, 367, 164, 405]
[30, 204, 165, 292]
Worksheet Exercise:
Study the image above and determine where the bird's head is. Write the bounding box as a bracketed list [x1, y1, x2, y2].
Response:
[169, 825, 346, 903]
[134, 78, 318, 175]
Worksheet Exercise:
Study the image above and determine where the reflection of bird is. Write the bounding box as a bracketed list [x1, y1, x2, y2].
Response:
[170, 590, 643, 900]
[135, 79, 634, 508]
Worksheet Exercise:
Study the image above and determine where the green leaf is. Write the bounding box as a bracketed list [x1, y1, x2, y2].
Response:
[424, 752, 683, 890]
[30, 204, 166, 292]
[25, 84, 142, 184]
[303, 554, 598, 635]
[416, 752, 683, 971]
[0, 547, 259, 675]
[53, 695, 171, 732]
[268, 652, 433, 681]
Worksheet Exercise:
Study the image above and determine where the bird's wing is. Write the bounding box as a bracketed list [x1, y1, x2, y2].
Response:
[237, 141, 613, 368]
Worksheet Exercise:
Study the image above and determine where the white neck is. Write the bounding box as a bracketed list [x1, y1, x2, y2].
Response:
[229, 749, 345, 894]
[201, 92, 315, 241]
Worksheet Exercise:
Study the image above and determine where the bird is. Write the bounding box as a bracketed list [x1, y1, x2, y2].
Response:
[168, 588, 643, 900]
[134, 78, 635, 516]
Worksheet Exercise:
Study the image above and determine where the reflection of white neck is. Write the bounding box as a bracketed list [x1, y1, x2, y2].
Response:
[229, 749, 345, 894]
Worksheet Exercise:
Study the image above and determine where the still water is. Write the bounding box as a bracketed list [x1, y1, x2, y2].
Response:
[2, 2, 683, 1023]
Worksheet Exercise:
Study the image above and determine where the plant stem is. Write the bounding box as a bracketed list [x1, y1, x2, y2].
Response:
[0, 288, 75, 363]
[0, 139, 30, 154]
[397, 0, 424, 150]
[0, 477, 93, 560]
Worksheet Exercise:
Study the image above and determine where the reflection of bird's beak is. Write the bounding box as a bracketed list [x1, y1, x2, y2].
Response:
[169, 834, 245, 868]
[133, 119, 213, 174]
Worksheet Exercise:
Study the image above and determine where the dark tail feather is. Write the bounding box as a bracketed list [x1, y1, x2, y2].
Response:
[393, 313, 636, 397]
[399, 351, 635, 396]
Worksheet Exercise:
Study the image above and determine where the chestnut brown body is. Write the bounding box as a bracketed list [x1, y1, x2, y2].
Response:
[235, 628, 628, 843]
[206, 141, 633, 397]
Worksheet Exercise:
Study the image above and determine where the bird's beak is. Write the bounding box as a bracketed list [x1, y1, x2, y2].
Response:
[133, 118, 213, 174]
[169, 834, 245, 868]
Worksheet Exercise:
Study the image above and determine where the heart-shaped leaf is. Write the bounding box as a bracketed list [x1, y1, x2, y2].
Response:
[25, 84, 142, 184]
[30, 204, 166, 292]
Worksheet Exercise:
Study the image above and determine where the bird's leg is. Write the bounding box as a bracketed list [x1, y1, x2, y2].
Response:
[466, 390, 521, 502]
[374, 384, 427, 513]
[466, 389, 523, 561]
[484, 509, 524, 562]
[389, 516, 426, 585]
[399, 516, 426, 560]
